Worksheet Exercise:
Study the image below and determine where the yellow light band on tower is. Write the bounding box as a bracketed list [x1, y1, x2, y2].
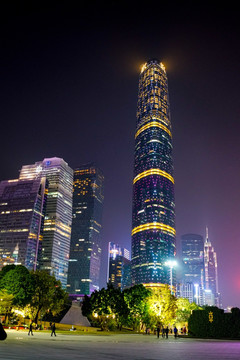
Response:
[135, 121, 172, 139]
[131, 222, 176, 236]
[133, 169, 174, 184]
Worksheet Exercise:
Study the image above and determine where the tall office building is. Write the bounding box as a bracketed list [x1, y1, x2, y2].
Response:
[0, 177, 47, 270]
[180, 233, 204, 304]
[108, 242, 130, 290]
[67, 163, 104, 295]
[204, 228, 220, 306]
[131, 59, 176, 287]
[20, 157, 73, 287]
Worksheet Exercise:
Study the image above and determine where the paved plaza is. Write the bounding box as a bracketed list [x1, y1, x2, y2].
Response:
[1, 330, 240, 359]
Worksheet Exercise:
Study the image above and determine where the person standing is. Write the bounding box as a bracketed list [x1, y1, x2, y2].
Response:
[51, 323, 56, 337]
[156, 326, 160, 338]
[174, 326, 178, 338]
[28, 322, 34, 336]
[0, 323, 7, 341]
[165, 326, 169, 339]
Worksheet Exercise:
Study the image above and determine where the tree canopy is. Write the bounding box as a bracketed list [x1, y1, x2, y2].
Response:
[0, 265, 68, 324]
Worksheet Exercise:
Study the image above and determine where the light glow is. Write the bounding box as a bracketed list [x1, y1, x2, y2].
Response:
[135, 121, 172, 139]
[132, 222, 176, 236]
[133, 168, 174, 184]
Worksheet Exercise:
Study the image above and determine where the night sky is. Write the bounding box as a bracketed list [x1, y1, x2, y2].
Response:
[1, 2, 240, 307]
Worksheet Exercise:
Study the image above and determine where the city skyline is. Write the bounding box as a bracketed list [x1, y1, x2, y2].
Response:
[1, 3, 240, 307]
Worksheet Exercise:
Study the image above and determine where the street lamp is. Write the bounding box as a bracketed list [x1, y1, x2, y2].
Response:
[165, 260, 177, 295]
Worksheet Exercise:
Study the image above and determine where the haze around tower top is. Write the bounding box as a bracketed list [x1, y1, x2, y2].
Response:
[1, 2, 240, 307]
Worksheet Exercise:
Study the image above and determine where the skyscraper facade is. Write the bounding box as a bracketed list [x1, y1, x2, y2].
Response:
[180, 233, 204, 304]
[19, 157, 73, 287]
[0, 177, 47, 270]
[181, 233, 204, 285]
[67, 163, 104, 295]
[204, 228, 220, 306]
[108, 242, 130, 290]
[131, 59, 176, 286]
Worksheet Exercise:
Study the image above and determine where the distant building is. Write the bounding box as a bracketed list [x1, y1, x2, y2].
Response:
[0, 177, 47, 270]
[179, 230, 221, 307]
[19, 157, 73, 287]
[176, 282, 194, 303]
[204, 227, 220, 306]
[67, 163, 104, 295]
[180, 233, 205, 305]
[131, 59, 176, 288]
[108, 242, 131, 290]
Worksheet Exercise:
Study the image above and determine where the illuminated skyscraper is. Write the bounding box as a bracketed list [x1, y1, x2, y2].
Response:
[180, 233, 204, 305]
[20, 157, 73, 287]
[204, 227, 220, 306]
[108, 242, 130, 290]
[67, 163, 104, 295]
[131, 59, 176, 286]
[0, 177, 47, 270]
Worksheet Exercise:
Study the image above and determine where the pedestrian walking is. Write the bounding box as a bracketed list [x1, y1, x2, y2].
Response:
[51, 322, 56, 337]
[165, 326, 169, 339]
[162, 327, 165, 338]
[174, 326, 178, 338]
[28, 322, 34, 336]
[156, 326, 160, 338]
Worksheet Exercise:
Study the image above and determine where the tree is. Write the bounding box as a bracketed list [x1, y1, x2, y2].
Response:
[0, 290, 14, 322]
[0, 265, 34, 308]
[28, 270, 68, 324]
[123, 284, 151, 330]
[82, 284, 128, 330]
[175, 298, 201, 325]
[147, 285, 177, 327]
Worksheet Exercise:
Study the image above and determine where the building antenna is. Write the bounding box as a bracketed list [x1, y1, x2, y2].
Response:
[206, 226, 209, 243]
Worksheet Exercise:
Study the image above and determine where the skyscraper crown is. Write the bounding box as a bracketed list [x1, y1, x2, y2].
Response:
[147, 58, 160, 65]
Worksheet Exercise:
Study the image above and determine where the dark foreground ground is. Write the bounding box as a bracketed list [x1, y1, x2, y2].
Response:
[1, 330, 240, 359]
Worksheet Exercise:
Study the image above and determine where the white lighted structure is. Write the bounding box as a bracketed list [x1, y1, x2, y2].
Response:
[204, 227, 220, 306]
[20, 157, 73, 287]
[165, 259, 177, 294]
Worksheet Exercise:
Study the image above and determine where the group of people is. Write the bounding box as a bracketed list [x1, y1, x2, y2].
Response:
[28, 322, 56, 337]
[156, 326, 182, 339]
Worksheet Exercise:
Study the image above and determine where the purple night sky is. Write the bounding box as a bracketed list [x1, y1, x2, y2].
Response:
[1, 2, 240, 307]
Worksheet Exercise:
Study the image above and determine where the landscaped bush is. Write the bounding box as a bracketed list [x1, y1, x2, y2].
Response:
[188, 306, 240, 338]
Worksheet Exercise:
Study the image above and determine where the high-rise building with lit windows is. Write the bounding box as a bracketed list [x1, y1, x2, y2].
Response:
[0, 177, 47, 270]
[180, 233, 205, 305]
[204, 228, 220, 306]
[108, 242, 131, 290]
[19, 157, 73, 287]
[67, 163, 104, 295]
[131, 59, 176, 287]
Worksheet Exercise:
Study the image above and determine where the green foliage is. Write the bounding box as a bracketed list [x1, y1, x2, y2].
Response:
[147, 285, 177, 327]
[176, 298, 201, 325]
[123, 284, 151, 330]
[0, 265, 34, 307]
[187, 306, 240, 338]
[0, 266, 69, 324]
[0, 290, 14, 314]
[28, 270, 69, 323]
[82, 283, 128, 330]
[82, 284, 152, 331]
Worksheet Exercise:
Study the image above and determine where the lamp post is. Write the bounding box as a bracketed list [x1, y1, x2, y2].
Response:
[165, 260, 177, 295]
